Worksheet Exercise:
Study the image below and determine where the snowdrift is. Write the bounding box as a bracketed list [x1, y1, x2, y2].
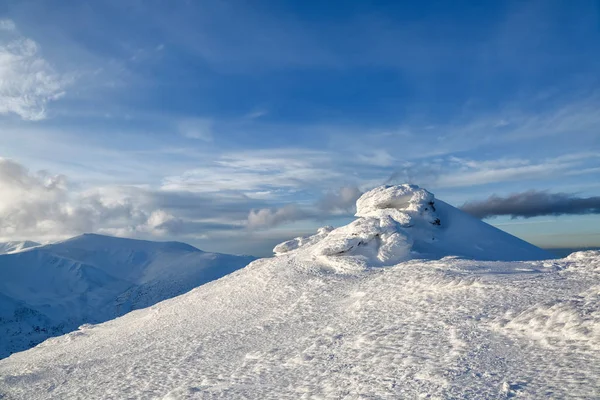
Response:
[0, 234, 254, 358]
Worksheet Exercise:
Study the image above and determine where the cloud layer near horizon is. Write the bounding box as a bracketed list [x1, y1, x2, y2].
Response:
[461, 191, 600, 219]
[0, 157, 364, 246]
[0, 157, 256, 242]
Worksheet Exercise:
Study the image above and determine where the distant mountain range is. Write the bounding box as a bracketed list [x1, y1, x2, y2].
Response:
[0, 234, 255, 359]
[0, 241, 40, 255]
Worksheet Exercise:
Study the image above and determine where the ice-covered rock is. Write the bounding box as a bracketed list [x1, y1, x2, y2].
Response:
[274, 226, 334, 255]
[355, 184, 436, 220]
[274, 184, 551, 270]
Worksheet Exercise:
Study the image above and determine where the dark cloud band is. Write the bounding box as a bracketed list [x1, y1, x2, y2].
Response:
[461, 191, 600, 219]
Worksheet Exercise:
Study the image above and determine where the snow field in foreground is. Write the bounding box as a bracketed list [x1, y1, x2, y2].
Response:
[0, 251, 599, 399]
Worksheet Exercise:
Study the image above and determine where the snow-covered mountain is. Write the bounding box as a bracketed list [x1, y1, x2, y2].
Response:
[275, 184, 551, 265]
[1, 185, 598, 399]
[0, 234, 255, 359]
[0, 241, 40, 255]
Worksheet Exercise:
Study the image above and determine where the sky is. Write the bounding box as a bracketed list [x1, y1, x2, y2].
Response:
[1, 0, 599, 256]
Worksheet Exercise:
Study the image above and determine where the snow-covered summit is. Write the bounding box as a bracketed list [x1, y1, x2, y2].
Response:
[355, 184, 437, 219]
[275, 184, 551, 269]
[54, 233, 201, 253]
[0, 234, 255, 359]
[0, 240, 40, 255]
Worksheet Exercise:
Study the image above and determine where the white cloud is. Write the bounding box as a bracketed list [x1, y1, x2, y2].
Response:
[434, 153, 598, 188]
[245, 109, 268, 119]
[0, 157, 144, 239]
[161, 148, 345, 195]
[318, 186, 363, 213]
[178, 118, 213, 141]
[0, 20, 70, 120]
[357, 149, 396, 167]
[247, 204, 309, 229]
[246, 186, 364, 229]
[0, 20, 16, 31]
[0, 158, 260, 242]
[383, 153, 600, 190]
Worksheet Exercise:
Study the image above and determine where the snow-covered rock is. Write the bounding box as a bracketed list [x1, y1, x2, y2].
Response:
[275, 184, 551, 271]
[0, 234, 254, 359]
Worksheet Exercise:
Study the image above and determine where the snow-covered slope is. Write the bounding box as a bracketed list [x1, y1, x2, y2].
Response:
[3, 185, 598, 399]
[0, 241, 40, 255]
[0, 234, 255, 359]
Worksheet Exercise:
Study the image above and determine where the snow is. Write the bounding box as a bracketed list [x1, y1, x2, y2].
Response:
[0, 241, 40, 255]
[2, 253, 599, 398]
[0, 185, 598, 399]
[275, 184, 551, 269]
[0, 234, 254, 359]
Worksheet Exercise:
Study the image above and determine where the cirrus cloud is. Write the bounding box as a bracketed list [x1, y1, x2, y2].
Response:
[0, 19, 70, 120]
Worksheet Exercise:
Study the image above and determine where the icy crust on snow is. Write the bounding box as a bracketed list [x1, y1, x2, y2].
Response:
[274, 184, 550, 270]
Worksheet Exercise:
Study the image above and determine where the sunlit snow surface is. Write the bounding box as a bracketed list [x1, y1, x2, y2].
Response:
[0, 234, 254, 359]
[1, 185, 598, 399]
[0, 241, 40, 255]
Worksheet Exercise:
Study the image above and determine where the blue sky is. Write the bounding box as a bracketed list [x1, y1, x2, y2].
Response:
[0, 0, 599, 256]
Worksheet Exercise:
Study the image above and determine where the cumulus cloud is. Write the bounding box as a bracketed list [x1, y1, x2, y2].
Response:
[461, 190, 600, 219]
[0, 158, 144, 238]
[247, 204, 310, 229]
[0, 158, 258, 242]
[247, 186, 364, 229]
[0, 20, 70, 120]
[318, 186, 363, 213]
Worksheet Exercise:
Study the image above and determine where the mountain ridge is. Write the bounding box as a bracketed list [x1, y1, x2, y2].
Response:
[0, 233, 255, 358]
[0, 241, 41, 255]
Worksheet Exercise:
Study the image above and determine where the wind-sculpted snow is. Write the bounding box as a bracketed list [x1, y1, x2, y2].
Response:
[275, 184, 551, 269]
[1, 251, 599, 399]
[0, 234, 254, 358]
